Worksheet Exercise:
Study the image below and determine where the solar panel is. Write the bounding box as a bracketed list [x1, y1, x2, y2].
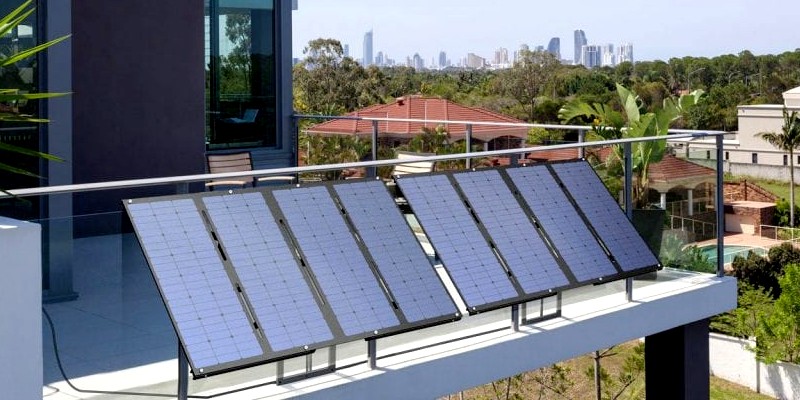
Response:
[202, 193, 334, 353]
[333, 180, 459, 323]
[506, 166, 619, 282]
[550, 161, 660, 272]
[126, 199, 262, 374]
[271, 186, 400, 336]
[453, 170, 573, 293]
[396, 174, 519, 312]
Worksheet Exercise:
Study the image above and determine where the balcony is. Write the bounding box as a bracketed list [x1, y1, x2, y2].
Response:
[1, 118, 736, 399]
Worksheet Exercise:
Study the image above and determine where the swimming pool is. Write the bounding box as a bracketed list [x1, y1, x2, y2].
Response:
[698, 244, 767, 264]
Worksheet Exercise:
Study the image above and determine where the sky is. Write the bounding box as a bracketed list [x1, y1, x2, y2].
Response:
[292, 0, 800, 64]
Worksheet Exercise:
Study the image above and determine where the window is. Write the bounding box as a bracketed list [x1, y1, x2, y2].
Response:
[706, 150, 710, 159]
[205, 0, 277, 149]
[725, 151, 729, 161]
[752, 153, 758, 164]
[784, 154, 789, 166]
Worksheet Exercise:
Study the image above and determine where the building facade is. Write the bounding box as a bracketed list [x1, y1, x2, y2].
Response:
[573, 29, 587, 65]
[363, 29, 373, 66]
[547, 37, 560, 59]
[581, 44, 601, 68]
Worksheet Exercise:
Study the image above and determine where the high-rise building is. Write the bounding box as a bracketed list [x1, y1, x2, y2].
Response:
[466, 53, 486, 69]
[547, 37, 560, 59]
[439, 51, 447, 69]
[601, 43, 615, 67]
[363, 29, 373, 66]
[412, 53, 424, 70]
[573, 30, 587, 65]
[581, 44, 601, 68]
[617, 43, 634, 64]
[343, 44, 349, 58]
[375, 51, 385, 67]
[493, 47, 509, 66]
[534, 45, 544, 52]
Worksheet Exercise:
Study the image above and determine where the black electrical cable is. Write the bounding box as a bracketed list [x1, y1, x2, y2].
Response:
[41, 307, 284, 399]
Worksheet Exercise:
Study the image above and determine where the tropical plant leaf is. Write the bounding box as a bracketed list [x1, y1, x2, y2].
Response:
[0, 160, 41, 178]
[0, 92, 69, 101]
[1, 34, 70, 66]
[616, 83, 640, 123]
[0, 141, 62, 161]
[0, 0, 32, 38]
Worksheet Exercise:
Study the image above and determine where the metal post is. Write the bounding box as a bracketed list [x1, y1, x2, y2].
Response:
[369, 120, 379, 178]
[578, 129, 586, 159]
[716, 134, 725, 277]
[178, 344, 189, 400]
[623, 142, 634, 301]
[465, 124, 473, 169]
[367, 339, 377, 370]
[511, 304, 519, 332]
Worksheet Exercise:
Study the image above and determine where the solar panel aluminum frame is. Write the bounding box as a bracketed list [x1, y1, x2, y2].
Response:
[395, 171, 570, 315]
[545, 159, 662, 276]
[262, 179, 462, 339]
[124, 195, 286, 378]
[501, 161, 661, 281]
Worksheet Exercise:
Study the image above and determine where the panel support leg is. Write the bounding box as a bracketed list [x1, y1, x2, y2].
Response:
[178, 343, 189, 400]
[367, 339, 377, 370]
[510, 304, 519, 332]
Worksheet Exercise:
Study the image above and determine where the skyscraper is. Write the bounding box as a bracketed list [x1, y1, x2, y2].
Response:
[343, 44, 349, 58]
[581, 45, 601, 68]
[547, 37, 560, 59]
[574, 30, 587, 65]
[363, 29, 373, 66]
[439, 51, 447, 69]
[617, 43, 634, 64]
[601, 43, 615, 67]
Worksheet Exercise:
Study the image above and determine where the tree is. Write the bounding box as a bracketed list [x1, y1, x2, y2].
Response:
[711, 282, 774, 340]
[585, 344, 645, 400]
[1, 0, 68, 193]
[758, 108, 800, 226]
[497, 49, 560, 121]
[559, 84, 704, 207]
[731, 242, 800, 298]
[760, 263, 800, 363]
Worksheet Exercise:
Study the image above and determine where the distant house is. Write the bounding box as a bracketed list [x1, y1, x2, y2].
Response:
[679, 86, 800, 181]
[304, 95, 529, 150]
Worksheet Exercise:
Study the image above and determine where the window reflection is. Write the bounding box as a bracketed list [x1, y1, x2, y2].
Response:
[205, 0, 276, 149]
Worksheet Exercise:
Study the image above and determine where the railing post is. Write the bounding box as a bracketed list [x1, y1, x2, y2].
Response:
[465, 124, 473, 169]
[178, 344, 188, 400]
[369, 120, 379, 178]
[578, 129, 586, 159]
[623, 142, 633, 301]
[716, 134, 725, 277]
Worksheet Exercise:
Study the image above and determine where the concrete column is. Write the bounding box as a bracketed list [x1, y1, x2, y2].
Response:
[645, 319, 710, 400]
[687, 189, 694, 216]
[660, 192, 667, 210]
[0, 217, 42, 400]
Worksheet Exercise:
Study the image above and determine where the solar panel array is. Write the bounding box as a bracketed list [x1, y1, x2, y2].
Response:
[126, 199, 262, 374]
[271, 186, 400, 336]
[125, 159, 659, 378]
[506, 166, 620, 282]
[452, 170, 573, 294]
[333, 180, 458, 323]
[202, 193, 333, 353]
[395, 174, 520, 312]
[550, 162, 660, 272]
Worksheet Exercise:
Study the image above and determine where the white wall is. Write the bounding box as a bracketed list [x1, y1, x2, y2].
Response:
[710, 333, 800, 399]
[0, 217, 42, 400]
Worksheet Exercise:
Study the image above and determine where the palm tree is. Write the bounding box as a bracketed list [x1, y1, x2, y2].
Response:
[758, 108, 800, 226]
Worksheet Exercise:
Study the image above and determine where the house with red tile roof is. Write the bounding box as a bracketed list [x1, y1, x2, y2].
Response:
[304, 95, 528, 149]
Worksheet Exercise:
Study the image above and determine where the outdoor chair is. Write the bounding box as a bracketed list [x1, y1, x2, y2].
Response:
[224, 108, 259, 124]
[206, 152, 294, 190]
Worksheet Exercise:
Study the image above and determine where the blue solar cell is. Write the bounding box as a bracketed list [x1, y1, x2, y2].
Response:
[453, 170, 571, 293]
[272, 186, 399, 336]
[396, 175, 518, 310]
[203, 193, 334, 352]
[506, 166, 618, 281]
[127, 199, 262, 372]
[550, 162, 660, 272]
[333, 180, 458, 323]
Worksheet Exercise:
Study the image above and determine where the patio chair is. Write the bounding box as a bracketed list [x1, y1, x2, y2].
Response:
[392, 151, 436, 177]
[206, 152, 294, 190]
[224, 108, 259, 124]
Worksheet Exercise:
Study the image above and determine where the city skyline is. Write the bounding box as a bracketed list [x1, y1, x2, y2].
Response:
[292, 0, 800, 64]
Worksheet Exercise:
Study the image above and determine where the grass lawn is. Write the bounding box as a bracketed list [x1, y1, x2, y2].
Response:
[710, 376, 774, 400]
[729, 174, 800, 202]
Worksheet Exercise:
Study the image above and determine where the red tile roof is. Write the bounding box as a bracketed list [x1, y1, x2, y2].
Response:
[305, 96, 529, 142]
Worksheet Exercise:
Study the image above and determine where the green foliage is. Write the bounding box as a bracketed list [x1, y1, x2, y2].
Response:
[731, 242, 800, 298]
[759, 263, 800, 363]
[711, 283, 774, 339]
[658, 231, 715, 273]
[1, 0, 68, 192]
[299, 133, 369, 180]
[585, 344, 645, 400]
[559, 84, 704, 207]
[532, 364, 574, 399]
[495, 49, 560, 121]
[398, 126, 469, 170]
[526, 127, 565, 145]
[774, 198, 800, 227]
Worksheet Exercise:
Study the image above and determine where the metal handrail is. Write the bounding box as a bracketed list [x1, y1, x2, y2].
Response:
[1, 131, 724, 199]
